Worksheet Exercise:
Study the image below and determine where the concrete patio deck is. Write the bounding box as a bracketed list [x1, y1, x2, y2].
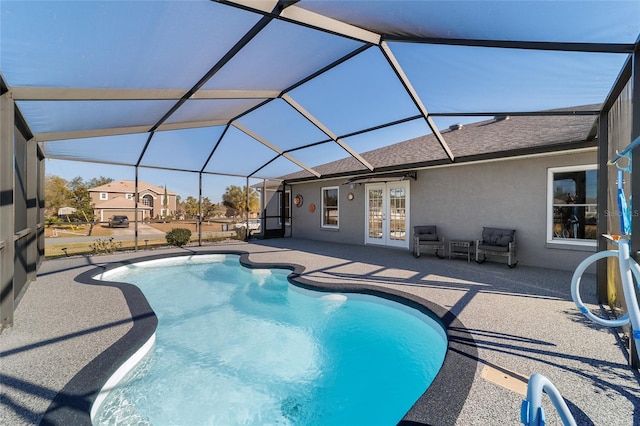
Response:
[1, 238, 639, 425]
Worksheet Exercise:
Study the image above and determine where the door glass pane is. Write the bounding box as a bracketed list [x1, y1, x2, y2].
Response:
[389, 187, 406, 241]
[368, 189, 383, 239]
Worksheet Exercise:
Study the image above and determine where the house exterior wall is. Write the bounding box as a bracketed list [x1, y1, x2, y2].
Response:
[287, 150, 598, 272]
[287, 181, 365, 245]
[89, 188, 177, 220]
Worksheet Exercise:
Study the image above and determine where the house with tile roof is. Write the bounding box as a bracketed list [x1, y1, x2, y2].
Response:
[89, 180, 177, 223]
[262, 106, 599, 272]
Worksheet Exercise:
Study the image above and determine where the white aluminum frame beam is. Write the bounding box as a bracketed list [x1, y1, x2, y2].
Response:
[12, 87, 280, 101]
[282, 94, 374, 171]
[232, 122, 321, 177]
[222, 1, 381, 44]
[279, 5, 381, 45]
[33, 119, 230, 142]
[380, 41, 455, 162]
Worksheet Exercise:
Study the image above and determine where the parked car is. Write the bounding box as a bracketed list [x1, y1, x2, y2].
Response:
[234, 219, 261, 230]
[108, 215, 130, 228]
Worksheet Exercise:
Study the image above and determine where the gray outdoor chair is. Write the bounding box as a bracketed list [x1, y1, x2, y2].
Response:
[413, 226, 445, 259]
[475, 227, 517, 267]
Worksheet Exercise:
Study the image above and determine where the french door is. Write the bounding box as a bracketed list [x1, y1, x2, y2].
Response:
[365, 181, 410, 248]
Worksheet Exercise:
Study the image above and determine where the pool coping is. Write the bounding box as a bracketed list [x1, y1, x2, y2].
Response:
[40, 250, 477, 426]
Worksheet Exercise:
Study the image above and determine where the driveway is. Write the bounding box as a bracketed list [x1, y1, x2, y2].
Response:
[107, 223, 165, 238]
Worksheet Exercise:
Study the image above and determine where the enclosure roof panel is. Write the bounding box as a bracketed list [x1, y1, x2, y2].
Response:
[2, 1, 638, 181]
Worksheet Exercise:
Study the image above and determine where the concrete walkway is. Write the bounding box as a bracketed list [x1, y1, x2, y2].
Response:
[1, 239, 639, 425]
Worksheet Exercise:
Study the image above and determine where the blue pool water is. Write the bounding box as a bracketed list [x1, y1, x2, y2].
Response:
[93, 254, 447, 425]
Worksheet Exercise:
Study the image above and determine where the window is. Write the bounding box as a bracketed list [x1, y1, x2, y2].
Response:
[322, 186, 339, 228]
[100, 192, 108, 200]
[547, 165, 597, 245]
[126, 193, 133, 200]
[142, 195, 153, 207]
[279, 191, 291, 226]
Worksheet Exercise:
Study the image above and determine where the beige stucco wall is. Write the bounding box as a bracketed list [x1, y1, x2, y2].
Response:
[287, 149, 598, 272]
[90, 190, 177, 220]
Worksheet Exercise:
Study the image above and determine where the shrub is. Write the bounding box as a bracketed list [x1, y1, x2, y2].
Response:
[91, 237, 123, 255]
[45, 216, 62, 226]
[166, 228, 192, 247]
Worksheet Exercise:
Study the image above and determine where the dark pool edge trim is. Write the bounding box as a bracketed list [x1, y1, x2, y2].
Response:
[40, 261, 160, 426]
[41, 250, 477, 426]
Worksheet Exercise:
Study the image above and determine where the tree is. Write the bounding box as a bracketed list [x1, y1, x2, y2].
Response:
[201, 197, 213, 219]
[183, 196, 199, 218]
[45, 174, 112, 221]
[211, 203, 225, 218]
[68, 177, 95, 221]
[222, 185, 259, 217]
[86, 176, 114, 188]
[44, 175, 72, 216]
[203, 199, 225, 219]
[163, 185, 169, 217]
[174, 195, 184, 219]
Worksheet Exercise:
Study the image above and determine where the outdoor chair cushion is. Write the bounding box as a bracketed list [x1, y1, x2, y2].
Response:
[481, 227, 515, 247]
[477, 243, 510, 252]
[414, 226, 439, 241]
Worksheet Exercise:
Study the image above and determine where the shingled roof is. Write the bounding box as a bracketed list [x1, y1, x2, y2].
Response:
[282, 105, 598, 183]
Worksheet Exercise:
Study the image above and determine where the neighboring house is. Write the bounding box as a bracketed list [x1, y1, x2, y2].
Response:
[56, 206, 76, 220]
[263, 106, 599, 272]
[89, 180, 177, 223]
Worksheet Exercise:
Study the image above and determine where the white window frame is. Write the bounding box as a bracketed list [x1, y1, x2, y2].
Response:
[99, 192, 108, 200]
[321, 186, 339, 229]
[546, 164, 597, 247]
[126, 193, 134, 200]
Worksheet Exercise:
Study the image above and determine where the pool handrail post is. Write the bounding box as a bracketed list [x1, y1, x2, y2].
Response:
[520, 374, 576, 426]
[617, 238, 640, 358]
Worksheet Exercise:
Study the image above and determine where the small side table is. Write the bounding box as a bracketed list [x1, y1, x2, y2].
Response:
[449, 240, 474, 262]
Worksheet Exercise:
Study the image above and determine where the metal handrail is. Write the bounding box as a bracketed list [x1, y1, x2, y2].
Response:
[14, 227, 32, 242]
[521, 374, 576, 426]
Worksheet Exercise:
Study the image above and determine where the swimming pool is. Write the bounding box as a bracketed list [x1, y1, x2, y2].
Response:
[92, 254, 447, 425]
